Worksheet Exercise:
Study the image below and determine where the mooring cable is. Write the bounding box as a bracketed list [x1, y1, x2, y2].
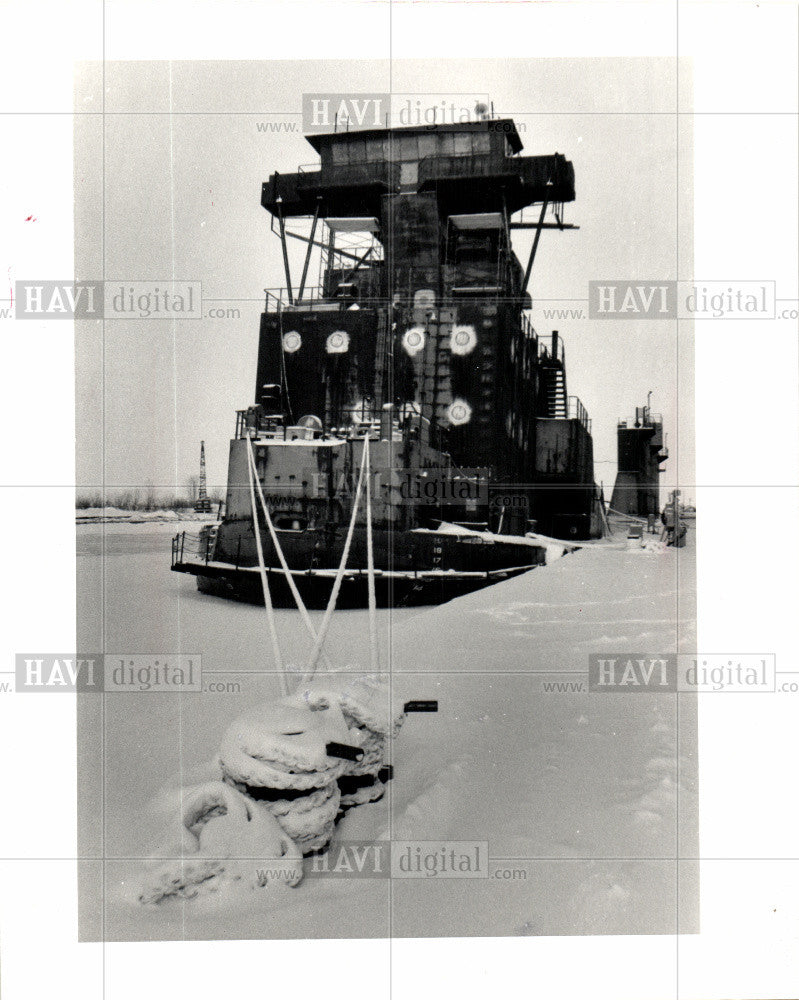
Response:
[299, 435, 369, 686]
[246, 431, 288, 695]
[245, 434, 334, 675]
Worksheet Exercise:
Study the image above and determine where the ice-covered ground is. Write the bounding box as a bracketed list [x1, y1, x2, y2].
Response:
[77, 523, 697, 940]
[76, 507, 214, 524]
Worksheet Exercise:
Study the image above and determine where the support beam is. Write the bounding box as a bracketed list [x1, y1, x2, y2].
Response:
[343, 244, 376, 283]
[500, 193, 512, 251]
[276, 196, 294, 305]
[500, 192, 512, 287]
[297, 200, 320, 301]
[522, 199, 549, 293]
[510, 222, 579, 230]
[284, 228, 364, 265]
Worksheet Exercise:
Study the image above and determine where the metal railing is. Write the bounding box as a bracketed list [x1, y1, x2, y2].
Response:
[171, 530, 209, 567]
[418, 152, 574, 201]
[296, 161, 401, 190]
[520, 311, 536, 341]
[235, 409, 287, 440]
[172, 525, 216, 569]
[262, 286, 391, 312]
[567, 396, 591, 433]
[418, 152, 517, 186]
[171, 531, 184, 567]
[537, 331, 565, 367]
[617, 412, 663, 428]
[264, 286, 321, 311]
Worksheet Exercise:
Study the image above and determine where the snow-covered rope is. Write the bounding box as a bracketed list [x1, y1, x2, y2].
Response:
[364, 435, 379, 672]
[246, 432, 288, 696]
[299, 435, 369, 686]
[245, 435, 334, 676]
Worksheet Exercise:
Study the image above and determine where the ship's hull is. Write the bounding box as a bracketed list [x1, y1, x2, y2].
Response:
[188, 563, 537, 609]
[171, 522, 547, 608]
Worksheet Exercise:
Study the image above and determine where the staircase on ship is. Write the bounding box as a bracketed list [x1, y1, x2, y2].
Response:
[539, 330, 568, 419]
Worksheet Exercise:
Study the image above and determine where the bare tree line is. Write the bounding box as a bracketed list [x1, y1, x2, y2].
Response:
[75, 479, 223, 510]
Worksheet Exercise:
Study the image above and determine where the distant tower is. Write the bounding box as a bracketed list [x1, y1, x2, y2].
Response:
[194, 441, 212, 513]
[610, 403, 668, 517]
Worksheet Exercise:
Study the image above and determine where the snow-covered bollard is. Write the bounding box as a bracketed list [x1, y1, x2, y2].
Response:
[138, 780, 302, 904]
[219, 696, 360, 853]
[299, 674, 410, 813]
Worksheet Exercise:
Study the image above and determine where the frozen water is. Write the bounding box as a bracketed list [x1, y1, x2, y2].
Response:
[77, 522, 697, 940]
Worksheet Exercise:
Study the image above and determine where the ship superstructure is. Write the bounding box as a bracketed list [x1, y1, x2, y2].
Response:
[610, 403, 669, 518]
[172, 114, 600, 606]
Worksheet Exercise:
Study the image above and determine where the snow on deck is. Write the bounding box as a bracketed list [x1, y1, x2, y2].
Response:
[412, 520, 576, 562]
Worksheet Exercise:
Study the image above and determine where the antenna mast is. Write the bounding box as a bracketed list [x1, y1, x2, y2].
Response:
[194, 441, 212, 513]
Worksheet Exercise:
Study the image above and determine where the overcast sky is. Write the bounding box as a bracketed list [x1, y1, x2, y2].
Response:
[75, 57, 693, 501]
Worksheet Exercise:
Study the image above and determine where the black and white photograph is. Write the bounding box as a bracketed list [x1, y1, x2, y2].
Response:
[1, 1, 798, 998]
[72, 56, 698, 942]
